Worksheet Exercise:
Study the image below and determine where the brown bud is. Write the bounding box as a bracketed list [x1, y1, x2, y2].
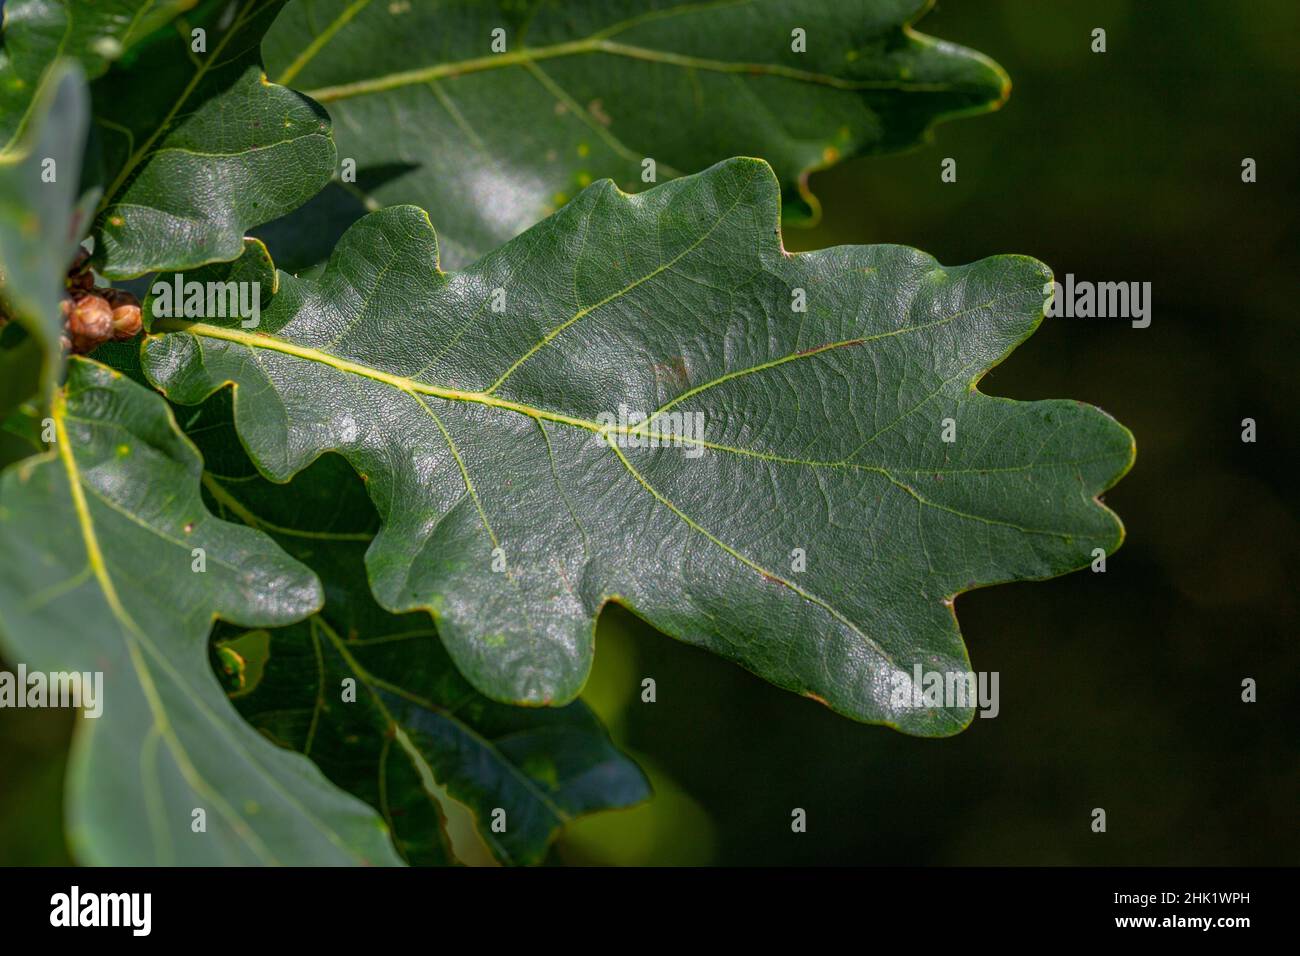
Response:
[67, 294, 113, 353]
[110, 303, 143, 341]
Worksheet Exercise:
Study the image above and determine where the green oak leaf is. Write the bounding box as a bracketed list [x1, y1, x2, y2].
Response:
[0, 0, 196, 151]
[89, 0, 335, 278]
[257, 0, 1009, 269]
[180, 390, 649, 865]
[0, 63, 94, 404]
[0, 357, 403, 864]
[141, 158, 1134, 736]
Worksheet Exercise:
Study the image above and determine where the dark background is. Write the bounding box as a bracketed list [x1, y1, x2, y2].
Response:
[3, 0, 1297, 865]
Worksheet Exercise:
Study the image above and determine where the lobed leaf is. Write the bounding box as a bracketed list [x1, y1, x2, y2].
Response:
[0, 357, 404, 864]
[87, 0, 336, 277]
[141, 158, 1134, 736]
[257, 0, 1010, 269]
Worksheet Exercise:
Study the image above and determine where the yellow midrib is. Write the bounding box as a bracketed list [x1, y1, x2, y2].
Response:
[281, 0, 958, 103]
[301, 37, 960, 103]
[52, 381, 395, 864]
[52, 395, 281, 865]
[154, 318, 1081, 683]
[149, 320, 890, 469]
[153, 318, 810, 458]
[156, 317, 1086, 545]
[317, 615, 573, 832]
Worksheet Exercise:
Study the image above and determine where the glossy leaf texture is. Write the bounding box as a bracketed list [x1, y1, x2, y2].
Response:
[0, 63, 94, 405]
[142, 158, 1134, 736]
[0, 357, 403, 864]
[181, 392, 650, 864]
[257, 0, 1009, 269]
[88, 0, 335, 278]
[0, 0, 195, 151]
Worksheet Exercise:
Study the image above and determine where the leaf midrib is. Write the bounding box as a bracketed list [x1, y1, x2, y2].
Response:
[53, 394, 280, 864]
[280, 0, 755, 87]
[281, 0, 970, 104]
[153, 320, 912, 670]
[50, 379, 379, 865]
[300, 37, 969, 104]
[154, 314, 1084, 544]
[317, 617, 574, 840]
[151, 318, 872, 445]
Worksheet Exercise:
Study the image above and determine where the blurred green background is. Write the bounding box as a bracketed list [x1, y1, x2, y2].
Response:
[3, 0, 1297, 865]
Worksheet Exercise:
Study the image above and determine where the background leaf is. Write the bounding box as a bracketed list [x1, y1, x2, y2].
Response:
[142, 158, 1133, 735]
[0, 63, 95, 404]
[88, 0, 335, 278]
[0, 357, 403, 864]
[0, 0, 196, 151]
[256, 0, 1009, 269]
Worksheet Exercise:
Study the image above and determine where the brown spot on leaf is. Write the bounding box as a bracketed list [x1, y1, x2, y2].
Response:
[652, 356, 689, 386]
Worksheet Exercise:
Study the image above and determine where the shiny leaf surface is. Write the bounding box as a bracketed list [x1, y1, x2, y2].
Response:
[143, 158, 1133, 735]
